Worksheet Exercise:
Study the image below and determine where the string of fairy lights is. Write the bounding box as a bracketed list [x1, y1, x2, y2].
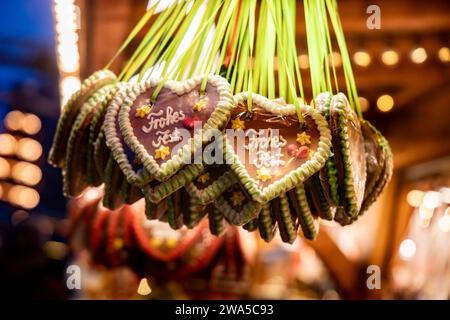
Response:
[0, 111, 43, 210]
[299, 45, 450, 113]
[53, 0, 81, 106]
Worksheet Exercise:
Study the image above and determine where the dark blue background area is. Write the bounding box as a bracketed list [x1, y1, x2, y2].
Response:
[0, 0, 66, 222]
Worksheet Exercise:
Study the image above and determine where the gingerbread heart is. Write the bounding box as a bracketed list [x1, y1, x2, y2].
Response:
[224, 93, 332, 204]
[118, 74, 233, 182]
[316, 92, 367, 220]
[86, 83, 128, 186]
[63, 84, 116, 196]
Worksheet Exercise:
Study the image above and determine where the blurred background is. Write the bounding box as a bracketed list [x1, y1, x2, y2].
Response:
[0, 0, 449, 300]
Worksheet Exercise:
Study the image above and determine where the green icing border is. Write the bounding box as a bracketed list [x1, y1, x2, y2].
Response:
[214, 191, 262, 226]
[333, 93, 366, 219]
[293, 185, 318, 240]
[276, 193, 298, 244]
[186, 170, 237, 205]
[315, 92, 340, 206]
[258, 204, 276, 242]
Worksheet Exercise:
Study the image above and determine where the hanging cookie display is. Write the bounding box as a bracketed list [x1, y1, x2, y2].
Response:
[49, 0, 394, 248]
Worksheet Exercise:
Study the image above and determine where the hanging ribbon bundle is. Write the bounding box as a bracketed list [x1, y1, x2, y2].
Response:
[49, 0, 393, 244]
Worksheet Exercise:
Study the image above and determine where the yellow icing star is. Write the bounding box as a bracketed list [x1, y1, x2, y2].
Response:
[154, 145, 170, 160]
[193, 98, 208, 112]
[150, 237, 162, 247]
[113, 238, 123, 250]
[296, 132, 311, 145]
[231, 118, 246, 131]
[231, 192, 245, 206]
[165, 237, 178, 248]
[197, 173, 210, 184]
[256, 167, 272, 182]
[135, 104, 152, 118]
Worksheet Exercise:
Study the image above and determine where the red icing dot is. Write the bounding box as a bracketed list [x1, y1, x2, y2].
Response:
[295, 146, 310, 159]
[183, 117, 194, 129]
[287, 144, 298, 155]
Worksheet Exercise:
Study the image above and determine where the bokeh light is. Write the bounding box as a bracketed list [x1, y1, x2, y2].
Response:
[298, 54, 309, 69]
[11, 162, 42, 186]
[61, 76, 81, 105]
[137, 278, 152, 296]
[399, 239, 416, 260]
[358, 96, 370, 112]
[17, 138, 43, 162]
[329, 51, 342, 67]
[381, 49, 399, 66]
[376, 94, 394, 112]
[353, 50, 371, 67]
[22, 113, 42, 135]
[422, 191, 441, 209]
[410, 47, 427, 64]
[0, 134, 17, 156]
[0, 157, 10, 179]
[4, 110, 24, 131]
[8, 185, 40, 209]
[407, 190, 424, 207]
[438, 47, 450, 63]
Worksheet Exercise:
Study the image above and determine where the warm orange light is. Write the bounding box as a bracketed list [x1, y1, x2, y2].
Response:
[61, 76, 81, 105]
[137, 278, 152, 296]
[12, 162, 42, 186]
[8, 185, 40, 209]
[381, 50, 399, 66]
[410, 47, 427, 64]
[0, 157, 11, 179]
[353, 51, 371, 67]
[4, 110, 24, 131]
[406, 190, 424, 207]
[358, 97, 370, 112]
[376, 94, 394, 112]
[298, 54, 309, 69]
[438, 47, 450, 63]
[399, 239, 416, 260]
[22, 113, 42, 135]
[17, 138, 43, 162]
[0, 134, 17, 156]
[329, 52, 342, 67]
[0, 184, 3, 199]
